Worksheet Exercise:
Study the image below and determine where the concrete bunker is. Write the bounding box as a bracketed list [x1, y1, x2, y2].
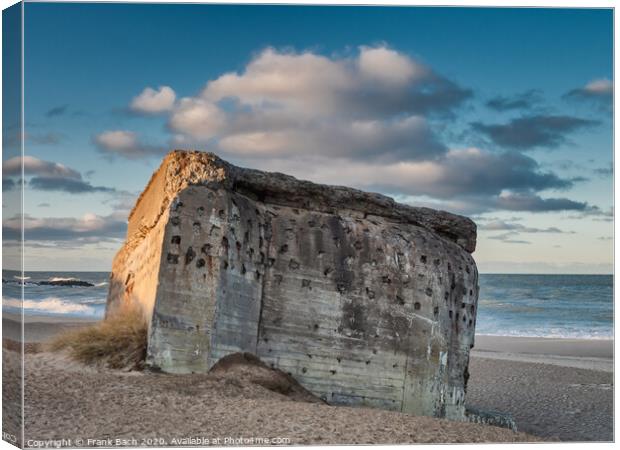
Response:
[106, 150, 480, 421]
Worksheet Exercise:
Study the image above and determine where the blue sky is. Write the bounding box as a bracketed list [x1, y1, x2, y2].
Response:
[3, 3, 613, 272]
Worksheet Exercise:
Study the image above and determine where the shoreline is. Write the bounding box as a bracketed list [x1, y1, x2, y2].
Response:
[2, 315, 614, 373]
[472, 334, 613, 372]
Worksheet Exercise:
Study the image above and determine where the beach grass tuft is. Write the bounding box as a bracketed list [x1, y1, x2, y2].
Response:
[48, 306, 147, 370]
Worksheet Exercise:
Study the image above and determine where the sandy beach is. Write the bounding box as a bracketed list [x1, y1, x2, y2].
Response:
[3, 315, 613, 444]
[469, 335, 613, 441]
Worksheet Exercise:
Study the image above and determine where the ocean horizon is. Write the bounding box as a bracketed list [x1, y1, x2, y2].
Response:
[2, 270, 613, 340]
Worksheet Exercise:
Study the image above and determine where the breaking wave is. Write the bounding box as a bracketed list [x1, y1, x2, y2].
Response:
[3, 297, 95, 315]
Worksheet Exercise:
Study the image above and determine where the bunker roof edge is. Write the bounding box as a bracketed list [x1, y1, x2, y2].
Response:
[127, 150, 477, 253]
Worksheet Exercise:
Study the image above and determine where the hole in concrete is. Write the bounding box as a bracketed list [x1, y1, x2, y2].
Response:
[241, 264, 246, 275]
[414, 302, 421, 310]
[201, 243, 211, 254]
[185, 247, 196, 265]
[469, 319, 473, 326]
[197, 206, 204, 216]
[197, 259, 205, 268]
[279, 244, 288, 254]
[289, 259, 300, 270]
[382, 275, 391, 284]
[255, 270, 261, 281]
[167, 253, 179, 264]
[366, 288, 375, 299]
[218, 209, 225, 219]
[221, 236, 229, 249]
[324, 267, 333, 277]
[449, 310, 453, 318]
[193, 222, 201, 234]
[302, 367, 307, 373]
[302, 279, 311, 288]
[268, 258, 276, 267]
[236, 241, 242, 252]
[470, 305, 475, 314]
[433, 259, 440, 266]
[313, 324, 319, 330]
[274, 274, 283, 285]
[420, 255, 427, 263]
[330, 370, 337, 375]
[396, 295, 405, 305]
[433, 306, 439, 318]
[223, 261, 229, 270]
[365, 360, 370, 365]
[461, 302, 466, 308]
[425, 287, 433, 296]
[209, 225, 220, 236]
[171, 235, 181, 244]
[170, 217, 180, 226]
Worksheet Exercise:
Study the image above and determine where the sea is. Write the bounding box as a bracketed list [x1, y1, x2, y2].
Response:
[1, 270, 614, 340]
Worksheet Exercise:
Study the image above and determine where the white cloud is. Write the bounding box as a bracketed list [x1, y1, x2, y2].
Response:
[357, 46, 421, 85]
[168, 98, 226, 141]
[93, 130, 165, 159]
[583, 78, 613, 95]
[3, 156, 81, 179]
[130, 85, 176, 114]
[95, 130, 137, 149]
[163, 45, 469, 161]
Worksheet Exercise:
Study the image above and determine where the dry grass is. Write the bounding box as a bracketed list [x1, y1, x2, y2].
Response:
[48, 306, 147, 370]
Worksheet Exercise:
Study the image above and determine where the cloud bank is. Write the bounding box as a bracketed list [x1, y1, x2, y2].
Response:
[471, 115, 598, 150]
[3, 156, 117, 194]
[95, 44, 604, 216]
[151, 45, 469, 162]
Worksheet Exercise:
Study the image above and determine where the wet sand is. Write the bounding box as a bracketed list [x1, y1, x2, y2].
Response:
[469, 335, 613, 441]
[2, 316, 613, 443]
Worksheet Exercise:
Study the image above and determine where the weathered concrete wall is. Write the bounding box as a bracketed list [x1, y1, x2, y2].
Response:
[107, 150, 479, 420]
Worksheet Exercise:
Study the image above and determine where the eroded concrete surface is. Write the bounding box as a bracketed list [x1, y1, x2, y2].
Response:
[107, 150, 479, 420]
